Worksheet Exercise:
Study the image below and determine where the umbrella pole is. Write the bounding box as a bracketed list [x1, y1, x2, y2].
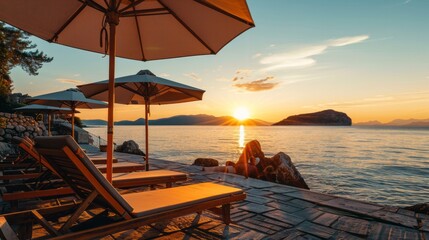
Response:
[71, 109, 75, 139]
[106, 14, 118, 183]
[48, 113, 51, 136]
[145, 102, 149, 171]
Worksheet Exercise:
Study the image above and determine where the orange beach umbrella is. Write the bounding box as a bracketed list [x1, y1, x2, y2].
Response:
[0, 0, 255, 182]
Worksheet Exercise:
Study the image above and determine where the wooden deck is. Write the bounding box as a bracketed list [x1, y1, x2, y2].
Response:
[1, 151, 428, 239]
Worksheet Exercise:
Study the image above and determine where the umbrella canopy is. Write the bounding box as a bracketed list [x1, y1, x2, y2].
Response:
[14, 104, 78, 114]
[14, 104, 80, 136]
[0, 0, 254, 182]
[27, 89, 107, 138]
[78, 70, 205, 170]
[0, 1, 254, 61]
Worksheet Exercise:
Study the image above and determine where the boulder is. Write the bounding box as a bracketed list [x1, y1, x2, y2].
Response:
[116, 140, 145, 156]
[192, 158, 219, 167]
[233, 140, 309, 190]
[267, 152, 309, 189]
[235, 140, 265, 178]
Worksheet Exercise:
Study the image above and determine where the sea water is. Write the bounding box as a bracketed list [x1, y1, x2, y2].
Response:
[85, 125, 429, 207]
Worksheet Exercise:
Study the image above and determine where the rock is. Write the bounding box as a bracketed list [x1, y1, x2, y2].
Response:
[233, 140, 309, 189]
[405, 203, 429, 215]
[268, 152, 309, 189]
[116, 140, 145, 156]
[235, 140, 265, 178]
[192, 158, 219, 167]
[0, 128, 4, 136]
[273, 109, 352, 126]
[6, 124, 14, 129]
[15, 125, 26, 132]
[5, 129, 14, 134]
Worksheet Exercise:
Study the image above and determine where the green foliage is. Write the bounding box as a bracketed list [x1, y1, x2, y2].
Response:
[0, 97, 24, 113]
[0, 21, 53, 98]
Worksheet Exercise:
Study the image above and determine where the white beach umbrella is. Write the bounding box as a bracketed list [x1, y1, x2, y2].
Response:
[14, 104, 79, 136]
[0, 0, 254, 182]
[26, 89, 107, 138]
[78, 70, 205, 170]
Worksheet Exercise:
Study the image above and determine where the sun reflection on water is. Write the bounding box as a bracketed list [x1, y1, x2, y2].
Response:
[238, 125, 245, 151]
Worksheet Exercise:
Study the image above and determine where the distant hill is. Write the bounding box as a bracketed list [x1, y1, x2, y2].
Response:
[273, 109, 352, 126]
[81, 119, 107, 125]
[353, 120, 382, 126]
[82, 114, 271, 126]
[355, 118, 429, 127]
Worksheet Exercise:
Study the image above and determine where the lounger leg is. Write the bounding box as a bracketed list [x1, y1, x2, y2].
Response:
[166, 182, 172, 188]
[0, 217, 19, 240]
[60, 191, 98, 233]
[222, 204, 231, 225]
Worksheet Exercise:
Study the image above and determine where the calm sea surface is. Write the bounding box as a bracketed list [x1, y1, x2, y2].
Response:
[85, 125, 429, 207]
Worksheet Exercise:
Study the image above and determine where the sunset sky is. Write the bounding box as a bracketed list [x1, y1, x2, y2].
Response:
[10, 0, 429, 123]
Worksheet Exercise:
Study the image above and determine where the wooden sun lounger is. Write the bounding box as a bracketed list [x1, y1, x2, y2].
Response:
[0, 136, 245, 239]
[0, 137, 187, 204]
[0, 137, 133, 181]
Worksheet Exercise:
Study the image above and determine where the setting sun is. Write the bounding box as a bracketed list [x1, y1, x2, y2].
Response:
[233, 107, 250, 121]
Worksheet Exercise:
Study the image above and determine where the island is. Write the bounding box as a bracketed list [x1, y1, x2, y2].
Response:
[273, 109, 352, 126]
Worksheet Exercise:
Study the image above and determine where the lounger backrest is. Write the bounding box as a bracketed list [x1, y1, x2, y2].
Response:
[34, 136, 133, 218]
[12, 136, 58, 174]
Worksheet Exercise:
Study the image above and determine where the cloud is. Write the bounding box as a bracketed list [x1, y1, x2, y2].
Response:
[252, 53, 262, 59]
[327, 35, 369, 47]
[57, 78, 85, 85]
[403, 0, 412, 4]
[159, 73, 171, 78]
[234, 76, 279, 92]
[184, 72, 202, 82]
[259, 35, 369, 72]
[73, 73, 81, 77]
[232, 69, 253, 82]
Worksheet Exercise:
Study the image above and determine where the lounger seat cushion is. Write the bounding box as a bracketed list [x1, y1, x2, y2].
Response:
[123, 182, 243, 217]
[110, 170, 186, 181]
[94, 162, 144, 169]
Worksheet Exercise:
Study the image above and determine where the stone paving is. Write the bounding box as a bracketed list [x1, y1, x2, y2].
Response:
[1, 151, 428, 239]
[102, 152, 429, 240]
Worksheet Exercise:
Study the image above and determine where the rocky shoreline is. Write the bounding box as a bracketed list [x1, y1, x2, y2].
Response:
[193, 139, 428, 214]
[194, 140, 309, 190]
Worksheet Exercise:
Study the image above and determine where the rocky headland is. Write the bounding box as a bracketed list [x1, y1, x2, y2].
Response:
[273, 109, 352, 126]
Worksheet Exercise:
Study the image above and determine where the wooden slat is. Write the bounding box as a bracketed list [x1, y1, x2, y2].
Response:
[0, 173, 41, 181]
[2, 188, 74, 201]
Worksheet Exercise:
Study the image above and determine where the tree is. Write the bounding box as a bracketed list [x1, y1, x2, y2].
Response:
[0, 22, 53, 99]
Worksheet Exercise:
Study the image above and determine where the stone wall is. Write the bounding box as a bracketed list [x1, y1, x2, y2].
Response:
[0, 112, 48, 142]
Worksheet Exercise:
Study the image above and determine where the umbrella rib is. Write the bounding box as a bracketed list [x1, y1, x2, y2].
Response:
[158, 0, 215, 54]
[132, 5, 147, 61]
[118, 0, 146, 13]
[84, 0, 109, 12]
[121, 8, 168, 17]
[49, 2, 88, 42]
[120, 84, 150, 100]
[194, 0, 255, 26]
